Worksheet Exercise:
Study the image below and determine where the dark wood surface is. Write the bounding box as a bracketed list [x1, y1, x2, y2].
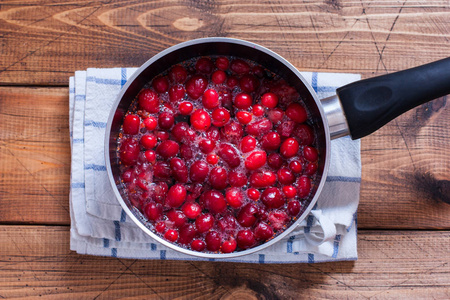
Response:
[0, 0, 449, 298]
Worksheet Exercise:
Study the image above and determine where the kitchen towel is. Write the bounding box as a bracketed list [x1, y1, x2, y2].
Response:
[69, 68, 361, 263]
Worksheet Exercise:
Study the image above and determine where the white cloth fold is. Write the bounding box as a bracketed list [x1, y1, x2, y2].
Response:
[69, 68, 361, 263]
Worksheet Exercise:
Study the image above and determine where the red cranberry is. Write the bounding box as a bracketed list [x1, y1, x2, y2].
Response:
[246, 118, 272, 137]
[254, 222, 274, 241]
[123, 114, 140, 135]
[153, 182, 168, 203]
[203, 190, 227, 214]
[152, 76, 169, 93]
[169, 65, 187, 83]
[247, 188, 260, 200]
[195, 213, 214, 233]
[219, 88, 233, 110]
[240, 136, 257, 153]
[206, 153, 219, 165]
[179, 101, 193, 115]
[190, 109, 211, 131]
[211, 108, 230, 127]
[144, 116, 157, 130]
[138, 89, 160, 113]
[180, 144, 193, 160]
[209, 166, 228, 190]
[186, 75, 208, 99]
[277, 167, 295, 185]
[236, 111, 253, 125]
[280, 138, 299, 158]
[289, 160, 303, 174]
[305, 162, 318, 175]
[144, 202, 163, 221]
[261, 187, 284, 209]
[215, 56, 229, 70]
[167, 209, 187, 228]
[153, 161, 171, 179]
[155, 130, 169, 141]
[122, 169, 134, 183]
[227, 76, 239, 88]
[268, 210, 289, 231]
[249, 170, 276, 188]
[172, 122, 194, 144]
[191, 239, 206, 251]
[236, 230, 256, 249]
[205, 231, 221, 251]
[221, 238, 237, 253]
[170, 158, 188, 183]
[297, 175, 311, 198]
[155, 221, 166, 233]
[164, 229, 178, 242]
[217, 144, 240, 168]
[245, 151, 267, 170]
[145, 150, 156, 163]
[158, 112, 175, 129]
[217, 214, 237, 234]
[261, 92, 278, 108]
[287, 200, 301, 216]
[252, 104, 265, 117]
[268, 108, 284, 124]
[228, 171, 247, 187]
[199, 139, 216, 154]
[140, 134, 157, 149]
[206, 126, 220, 141]
[166, 184, 187, 208]
[212, 70, 226, 84]
[202, 89, 220, 109]
[293, 124, 314, 145]
[283, 186, 297, 199]
[220, 121, 243, 144]
[189, 160, 209, 183]
[178, 224, 197, 245]
[195, 57, 214, 74]
[277, 120, 295, 139]
[237, 203, 258, 227]
[230, 59, 250, 74]
[156, 140, 179, 158]
[303, 146, 318, 162]
[240, 74, 260, 93]
[168, 85, 185, 102]
[233, 93, 252, 109]
[260, 132, 281, 151]
[225, 187, 243, 208]
[286, 103, 307, 123]
[119, 138, 140, 165]
[267, 153, 284, 170]
[252, 65, 265, 78]
[182, 202, 201, 219]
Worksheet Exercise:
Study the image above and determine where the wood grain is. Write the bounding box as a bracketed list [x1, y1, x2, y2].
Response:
[0, 226, 448, 299]
[1, 0, 449, 85]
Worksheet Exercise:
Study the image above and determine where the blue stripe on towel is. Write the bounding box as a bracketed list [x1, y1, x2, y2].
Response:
[308, 253, 315, 263]
[111, 248, 117, 257]
[332, 235, 341, 258]
[71, 182, 85, 188]
[259, 254, 265, 263]
[304, 214, 314, 234]
[84, 164, 107, 171]
[103, 238, 110, 248]
[69, 87, 75, 94]
[326, 176, 361, 183]
[114, 221, 121, 241]
[75, 94, 86, 101]
[84, 120, 107, 128]
[311, 72, 318, 93]
[72, 138, 84, 144]
[151, 243, 157, 251]
[287, 235, 295, 253]
[86, 76, 122, 86]
[121, 68, 127, 87]
[160, 250, 166, 260]
[120, 209, 127, 222]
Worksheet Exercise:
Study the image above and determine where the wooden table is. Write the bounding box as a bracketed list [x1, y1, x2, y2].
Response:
[1, 0, 449, 298]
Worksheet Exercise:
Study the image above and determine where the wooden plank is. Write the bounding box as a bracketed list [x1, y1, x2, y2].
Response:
[0, 226, 448, 299]
[1, 0, 449, 85]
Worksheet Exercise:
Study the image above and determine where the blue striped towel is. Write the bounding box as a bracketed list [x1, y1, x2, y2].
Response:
[69, 68, 361, 263]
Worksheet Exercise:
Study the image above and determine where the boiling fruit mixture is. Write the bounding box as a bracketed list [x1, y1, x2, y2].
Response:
[117, 56, 320, 254]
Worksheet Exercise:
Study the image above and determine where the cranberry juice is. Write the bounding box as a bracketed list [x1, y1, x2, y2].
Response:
[116, 56, 319, 253]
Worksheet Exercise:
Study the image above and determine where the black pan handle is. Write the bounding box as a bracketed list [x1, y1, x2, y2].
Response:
[336, 57, 450, 140]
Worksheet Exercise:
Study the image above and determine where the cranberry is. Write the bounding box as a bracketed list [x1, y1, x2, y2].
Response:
[186, 75, 208, 99]
[164, 229, 178, 242]
[172, 122, 193, 143]
[252, 104, 265, 117]
[157, 112, 174, 130]
[240, 136, 257, 153]
[205, 231, 221, 251]
[221, 238, 237, 253]
[195, 213, 214, 233]
[261, 92, 278, 108]
[230, 59, 250, 74]
[217, 214, 237, 234]
[209, 166, 228, 190]
[140, 134, 157, 149]
[167, 209, 187, 228]
[249, 170, 276, 188]
[237, 203, 258, 227]
[225, 187, 243, 208]
[215, 56, 229, 70]
[277, 120, 295, 139]
[280, 138, 299, 158]
[199, 139, 216, 154]
[211, 108, 230, 127]
[212, 70, 226, 84]
[293, 124, 314, 145]
[153, 161, 171, 179]
[152, 76, 169, 93]
[178, 224, 197, 245]
[261, 187, 284, 209]
[144, 116, 157, 130]
[240, 74, 260, 93]
[286, 103, 307, 123]
[217, 144, 240, 168]
[138, 89, 160, 113]
[287, 200, 301, 216]
[169, 65, 187, 83]
[268, 210, 289, 231]
[305, 162, 318, 175]
[303, 146, 318, 162]
[233, 93, 252, 110]
[119, 138, 140, 165]
[267, 153, 284, 170]
[219, 88, 233, 109]
[122, 169, 134, 183]
[268, 107, 284, 123]
[168, 85, 185, 102]
[189, 160, 209, 183]
[297, 175, 311, 198]
[180, 144, 193, 160]
[206, 153, 219, 165]
[153, 182, 168, 203]
[156, 130, 169, 141]
[254, 222, 274, 241]
[170, 158, 188, 183]
[236, 230, 256, 249]
[179, 101, 193, 115]
[155, 222, 166, 233]
[203, 190, 227, 214]
[191, 239, 206, 251]
[247, 188, 260, 200]
[182, 202, 201, 219]
[283, 186, 297, 199]
[190, 109, 211, 131]
[245, 151, 267, 170]
[246, 118, 272, 137]
[202, 89, 220, 109]
[156, 140, 179, 158]
[195, 57, 214, 74]
[123, 114, 140, 135]
[236, 111, 252, 125]
[227, 76, 239, 88]
[144, 202, 163, 221]
[166, 184, 187, 208]
[277, 167, 295, 185]
[206, 126, 220, 141]
[228, 171, 247, 187]
[220, 121, 243, 144]
[289, 160, 303, 174]
[260, 132, 281, 151]
[252, 65, 265, 78]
